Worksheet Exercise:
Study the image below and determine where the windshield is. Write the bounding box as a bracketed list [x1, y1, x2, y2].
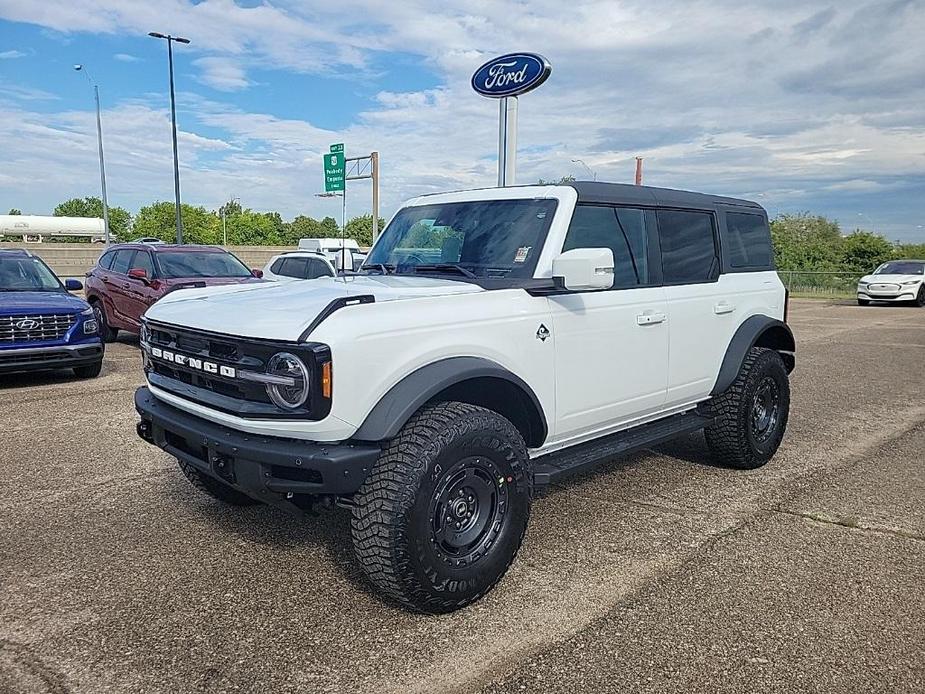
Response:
[366, 199, 558, 279]
[0, 255, 64, 292]
[874, 261, 924, 276]
[155, 250, 253, 279]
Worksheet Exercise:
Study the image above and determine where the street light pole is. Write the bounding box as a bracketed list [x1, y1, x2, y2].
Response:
[571, 158, 596, 181]
[149, 32, 190, 245]
[73, 65, 110, 247]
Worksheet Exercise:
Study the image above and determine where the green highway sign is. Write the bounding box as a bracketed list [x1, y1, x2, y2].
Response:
[330, 143, 344, 153]
[324, 150, 345, 192]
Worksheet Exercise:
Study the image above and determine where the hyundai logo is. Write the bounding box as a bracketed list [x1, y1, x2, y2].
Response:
[15, 318, 39, 330]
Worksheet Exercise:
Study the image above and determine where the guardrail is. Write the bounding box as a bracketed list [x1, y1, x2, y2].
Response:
[778, 270, 863, 298]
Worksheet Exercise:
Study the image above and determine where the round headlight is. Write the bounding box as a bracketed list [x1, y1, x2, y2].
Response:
[266, 352, 310, 410]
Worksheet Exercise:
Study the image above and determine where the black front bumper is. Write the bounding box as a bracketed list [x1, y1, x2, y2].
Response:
[134, 386, 381, 501]
[0, 343, 104, 375]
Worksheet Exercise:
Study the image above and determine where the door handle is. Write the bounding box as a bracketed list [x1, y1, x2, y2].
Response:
[636, 312, 667, 325]
[713, 302, 736, 315]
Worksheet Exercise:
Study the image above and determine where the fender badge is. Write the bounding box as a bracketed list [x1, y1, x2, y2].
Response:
[536, 324, 550, 342]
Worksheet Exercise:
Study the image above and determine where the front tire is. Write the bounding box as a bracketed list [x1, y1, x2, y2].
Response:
[351, 402, 532, 613]
[177, 459, 261, 506]
[915, 286, 925, 307]
[91, 300, 118, 343]
[705, 347, 790, 470]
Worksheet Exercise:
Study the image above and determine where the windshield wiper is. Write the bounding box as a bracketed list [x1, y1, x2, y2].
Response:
[410, 263, 478, 278]
[360, 263, 394, 275]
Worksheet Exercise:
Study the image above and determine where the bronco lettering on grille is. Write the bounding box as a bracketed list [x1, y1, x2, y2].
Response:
[150, 346, 236, 378]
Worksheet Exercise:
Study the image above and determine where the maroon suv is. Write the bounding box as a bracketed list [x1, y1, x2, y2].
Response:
[85, 244, 263, 341]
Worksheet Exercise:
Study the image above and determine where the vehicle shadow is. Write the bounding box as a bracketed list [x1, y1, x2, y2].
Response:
[161, 471, 378, 601]
[0, 368, 88, 390]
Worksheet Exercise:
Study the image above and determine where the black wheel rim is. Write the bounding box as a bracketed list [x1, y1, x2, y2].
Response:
[429, 456, 508, 567]
[751, 376, 781, 444]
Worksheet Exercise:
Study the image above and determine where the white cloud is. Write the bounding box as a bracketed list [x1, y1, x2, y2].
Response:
[0, 49, 26, 58]
[193, 56, 252, 91]
[113, 52, 140, 62]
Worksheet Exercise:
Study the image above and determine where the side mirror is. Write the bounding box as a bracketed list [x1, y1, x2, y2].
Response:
[65, 279, 83, 291]
[251, 268, 264, 278]
[551, 248, 614, 291]
[127, 268, 148, 281]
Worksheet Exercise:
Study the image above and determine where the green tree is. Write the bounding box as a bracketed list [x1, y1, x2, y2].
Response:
[134, 202, 221, 245]
[7, 208, 21, 215]
[537, 175, 576, 185]
[319, 216, 339, 236]
[222, 209, 281, 246]
[344, 214, 386, 246]
[53, 196, 132, 240]
[897, 242, 925, 259]
[283, 215, 322, 244]
[840, 231, 896, 274]
[769, 213, 844, 271]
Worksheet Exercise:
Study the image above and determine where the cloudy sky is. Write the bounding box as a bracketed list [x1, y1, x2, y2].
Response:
[0, 0, 923, 240]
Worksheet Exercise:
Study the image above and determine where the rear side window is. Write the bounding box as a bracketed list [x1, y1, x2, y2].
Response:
[725, 212, 772, 268]
[563, 205, 649, 287]
[279, 257, 307, 278]
[110, 250, 134, 275]
[656, 210, 718, 284]
[270, 258, 286, 275]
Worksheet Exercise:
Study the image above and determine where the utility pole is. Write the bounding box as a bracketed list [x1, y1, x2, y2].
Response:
[73, 65, 111, 247]
[149, 32, 190, 244]
[345, 152, 381, 245]
[371, 151, 380, 243]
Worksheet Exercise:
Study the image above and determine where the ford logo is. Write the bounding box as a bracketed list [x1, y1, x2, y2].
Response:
[471, 52, 551, 98]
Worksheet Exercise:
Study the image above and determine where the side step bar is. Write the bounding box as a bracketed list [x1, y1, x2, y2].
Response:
[532, 410, 714, 487]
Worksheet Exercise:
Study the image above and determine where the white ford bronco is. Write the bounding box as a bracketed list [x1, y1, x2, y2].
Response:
[135, 182, 795, 613]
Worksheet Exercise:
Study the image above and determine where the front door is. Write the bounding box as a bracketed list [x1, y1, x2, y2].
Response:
[549, 204, 668, 444]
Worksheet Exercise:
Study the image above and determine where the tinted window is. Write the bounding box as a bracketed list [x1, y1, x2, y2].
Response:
[657, 210, 718, 284]
[563, 205, 648, 287]
[132, 250, 155, 276]
[155, 251, 252, 279]
[725, 212, 771, 268]
[110, 250, 133, 274]
[279, 257, 307, 278]
[305, 258, 333, 279]
[875, 261, 924, 276]
[98, 250, 116, 270]
[0, 255, 62, 291]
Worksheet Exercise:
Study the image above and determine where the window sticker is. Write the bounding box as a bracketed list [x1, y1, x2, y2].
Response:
[514, 246, 532, 263]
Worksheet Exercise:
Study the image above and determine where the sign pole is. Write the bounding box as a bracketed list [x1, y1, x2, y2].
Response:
[371, 151, 380, 243]
[497, 96, 518, 187]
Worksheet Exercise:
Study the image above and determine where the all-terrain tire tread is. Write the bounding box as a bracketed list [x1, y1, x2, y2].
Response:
[350, 401, 530, 613]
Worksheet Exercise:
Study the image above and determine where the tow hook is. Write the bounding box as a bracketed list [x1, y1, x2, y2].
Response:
[136, 420, 154, 443]
[210, 452, 235, 482]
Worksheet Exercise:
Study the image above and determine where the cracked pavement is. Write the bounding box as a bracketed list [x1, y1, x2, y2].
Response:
[1, 299, 924, 693]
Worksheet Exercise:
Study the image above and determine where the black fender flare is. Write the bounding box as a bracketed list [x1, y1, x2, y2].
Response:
[711, 315, 795, 395]
[352, 356, 548, 445]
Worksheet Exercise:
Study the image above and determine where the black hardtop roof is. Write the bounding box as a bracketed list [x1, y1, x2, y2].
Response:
[0, 248, 30, 256]
[567, 181, 763, 210]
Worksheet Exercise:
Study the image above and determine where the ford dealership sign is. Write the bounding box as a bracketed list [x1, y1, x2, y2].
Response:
[471, 53, 551, 98]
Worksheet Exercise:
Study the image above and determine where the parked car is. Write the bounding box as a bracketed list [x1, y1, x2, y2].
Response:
[857, 260, 925, 306]
[85, 244, 263, 340]
[0, 249, 103, 377]
[134, 182, 795, 613]
[297, 237, 365, 271]
[263, 251, 336, 281]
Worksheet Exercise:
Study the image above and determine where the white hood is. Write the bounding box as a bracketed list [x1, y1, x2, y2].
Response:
[144, 275, 483, 341]
[861, 274, 924, 284]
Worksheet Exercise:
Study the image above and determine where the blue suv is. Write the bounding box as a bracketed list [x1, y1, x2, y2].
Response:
[0, 249, 104, 378]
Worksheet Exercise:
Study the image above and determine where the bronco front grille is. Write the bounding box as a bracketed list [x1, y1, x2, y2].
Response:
[0, 313, 76, 344]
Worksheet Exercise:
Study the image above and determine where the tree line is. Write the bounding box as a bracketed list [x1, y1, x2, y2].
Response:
[4, 197, 384, 247]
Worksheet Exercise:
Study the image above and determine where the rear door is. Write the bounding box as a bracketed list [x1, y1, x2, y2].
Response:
[548, 204, 668, 442]
[658, 209, 738, 406]
[106, 249, 135, 326]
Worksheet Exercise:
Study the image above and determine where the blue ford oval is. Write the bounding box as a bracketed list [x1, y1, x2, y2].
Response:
[471, 52, 551, 98]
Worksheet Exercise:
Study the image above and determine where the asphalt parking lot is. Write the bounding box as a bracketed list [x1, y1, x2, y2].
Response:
[2, 299, 924, 694]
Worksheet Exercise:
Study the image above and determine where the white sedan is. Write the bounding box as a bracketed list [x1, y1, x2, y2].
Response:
[263, 251, 336, 282]
[857, 260, 925, 306]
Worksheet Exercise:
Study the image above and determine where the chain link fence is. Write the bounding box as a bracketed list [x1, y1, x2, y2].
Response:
[777, 270, 863, 298]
